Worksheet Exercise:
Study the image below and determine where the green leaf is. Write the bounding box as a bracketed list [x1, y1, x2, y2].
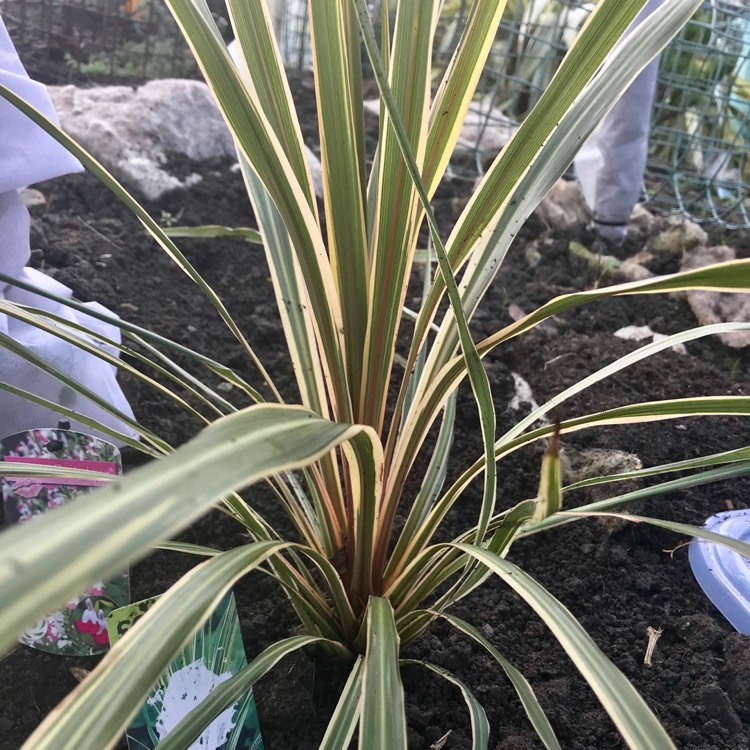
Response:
[355, 0, 498, 596]
[453, 545, 675, 749]
[386, 393, 456, 579]
[0, 380, 151, 454]
[500, 322, 750, 446]
[343, 430, 385, 605]
[0, 84, 280, 401]
[398, 262, 750, 513]
[425, 0, 509, 193]
[309, 0, 369, 402]
[163, 224, 263, 243]
[0, 270, 260, 406]
[0, 329, 166, 452]
[524, 461, 750, 537]
[439, 396, 750, 534]
[0, 404, 370, 655]
[533, 425, 562, 522]
[402, 659, 489, 750]
[0, 299, 213, 424]
[557, 512, 750, 561]
[359, 0, 438, 430]
[399, 0, 704, 440]
[320, 657, 365, 750]
[564, 445, 750, 492]
[434, 613, 560, 749]
[225, 0, 319, 212]
[360, 597, 407, 750]
[0, 463, 115, 483]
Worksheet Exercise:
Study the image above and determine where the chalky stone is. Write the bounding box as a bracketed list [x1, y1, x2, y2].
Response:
[689, 510, 750, 635]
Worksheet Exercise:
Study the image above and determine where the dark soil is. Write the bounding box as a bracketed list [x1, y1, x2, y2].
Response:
[2, 74, 750, 749]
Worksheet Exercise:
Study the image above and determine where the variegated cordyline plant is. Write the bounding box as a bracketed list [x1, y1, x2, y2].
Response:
[2, 0, 750, 747]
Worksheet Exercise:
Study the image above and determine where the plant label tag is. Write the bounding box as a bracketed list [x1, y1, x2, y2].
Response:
[1, 427, 128, 656]
[107, 592, 264, 750]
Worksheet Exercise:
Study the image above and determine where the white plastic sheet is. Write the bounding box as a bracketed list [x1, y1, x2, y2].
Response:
[574, 0, 664, 245]
[1, 19, 137, 443]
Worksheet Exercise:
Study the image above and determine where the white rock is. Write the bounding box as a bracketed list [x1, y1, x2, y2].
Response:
[617, 259, 653, 282]
[534, 179, 591, 230]
[651, 218, 708, 255]
[614, 325, 654, 342]
[628, 203, 655, 235]
[614, 325, 687, 354]
[508, 372, 542, 414]
[563, 447, 643, 484]
[561, 446, 643, 518]
[49, 80, 234, 200]
[49, 80, 324, 201]
[652, 333, 687, 355]
[20, 188, 46, 214]
[681, 244, 750, 348]
[455, 102, 517, 157]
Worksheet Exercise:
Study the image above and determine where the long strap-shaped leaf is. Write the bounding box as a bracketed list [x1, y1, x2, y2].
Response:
[227, 24, 345, 544]
[0, 463, 116, 483]
[425, 0, 509, 194]
[385, 393, 456, 577]
[164, 224, 263, 243]
[0, 380, 152, 453]
[0, 300, 212, 424]
[434, 612, 560, 749]
[225, 69, 345, 545]
[359, 0, 438, 431]
[355, 0, 498, 586]
[165, 0, 351, 420]
[238, 161, 330, 415]
[409, 396, 750, 575]
[388, 500, 535, 619]
[0, 271, 261, 403]
[523, 461, 750, 537]
[238, 160, 347, 556]
[391, 0, 698, 452]
[564, 445, 750, 492]
[447, 0, 648, 258]
[559, 512, 750, 560]
[309, 0, 370, 405]
[0, 330, 166, 452]
[0, 404, 373, 655]
[319, 657, 365, 750]
[453, 545, 675, 749]
[360, 597, 407, 750]
[498, 322, 750, 446]
[225, 0, 319, 215]
[342, 430, 385, 603]
[402, 658, 490, 750]
[224, 4, 331, 421]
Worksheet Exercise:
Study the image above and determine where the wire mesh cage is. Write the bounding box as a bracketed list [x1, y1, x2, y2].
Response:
[647, 1, 750, 227]
[0, 0, 201, 84]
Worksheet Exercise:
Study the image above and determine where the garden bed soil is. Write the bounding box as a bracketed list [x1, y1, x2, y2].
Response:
[2, 74, 750, 749]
